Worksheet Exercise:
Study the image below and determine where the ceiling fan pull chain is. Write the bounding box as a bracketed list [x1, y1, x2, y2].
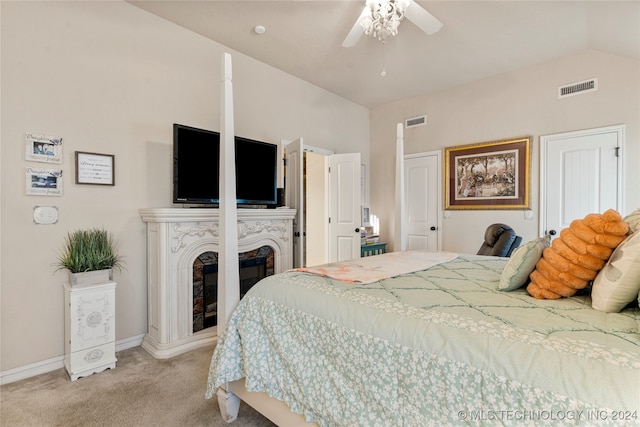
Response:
[381, 41, 387, 77]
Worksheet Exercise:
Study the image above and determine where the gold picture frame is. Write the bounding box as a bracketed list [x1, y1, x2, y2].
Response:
[445, 136, 531, 210]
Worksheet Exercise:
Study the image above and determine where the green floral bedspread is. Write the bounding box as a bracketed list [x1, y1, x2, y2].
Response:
[206, 254, 640, 426]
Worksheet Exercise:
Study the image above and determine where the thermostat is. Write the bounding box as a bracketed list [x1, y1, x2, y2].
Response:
[33, 206, 58, 225]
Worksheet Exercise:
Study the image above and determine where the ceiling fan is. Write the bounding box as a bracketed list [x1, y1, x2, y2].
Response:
[342, 0, 443, 47]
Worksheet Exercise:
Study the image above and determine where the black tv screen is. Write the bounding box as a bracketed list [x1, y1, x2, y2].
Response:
[173, 124, 278, 206]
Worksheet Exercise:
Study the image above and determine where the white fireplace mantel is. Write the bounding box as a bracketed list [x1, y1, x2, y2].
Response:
[139, 207, 296, 359]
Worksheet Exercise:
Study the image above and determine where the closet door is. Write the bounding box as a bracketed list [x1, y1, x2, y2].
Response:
[404, 152, 441, 251]
[541, 125, 623, 239]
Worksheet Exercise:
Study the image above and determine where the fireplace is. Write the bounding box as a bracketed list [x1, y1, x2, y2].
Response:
[193, 247, 274, 333]
[139, 208, 296, 359]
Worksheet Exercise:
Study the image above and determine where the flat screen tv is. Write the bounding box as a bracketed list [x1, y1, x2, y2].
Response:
[173, 124, 278, 206]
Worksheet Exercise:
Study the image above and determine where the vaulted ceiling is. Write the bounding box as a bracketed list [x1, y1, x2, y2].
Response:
[130, 1, 640, 108]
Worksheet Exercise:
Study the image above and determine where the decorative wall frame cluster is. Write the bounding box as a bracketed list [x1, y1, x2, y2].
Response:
[24, 131, 116, 196]
[25, 133, 64, 197]
[444, 136, 531, 210]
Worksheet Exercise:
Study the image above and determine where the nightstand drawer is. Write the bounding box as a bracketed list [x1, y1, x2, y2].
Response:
[66, 282, 116, 352]
[65, 341, 117, 380]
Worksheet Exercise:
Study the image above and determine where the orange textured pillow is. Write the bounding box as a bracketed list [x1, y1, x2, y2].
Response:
[527, 209, 629, 299]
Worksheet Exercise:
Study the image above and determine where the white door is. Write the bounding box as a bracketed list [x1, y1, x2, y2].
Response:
[329, 153, 361, 262]
[541, 125, 623, 238]
[305, 152, 329, 267]
[285, 138, 304, 268]
[404, 152, 441, 251]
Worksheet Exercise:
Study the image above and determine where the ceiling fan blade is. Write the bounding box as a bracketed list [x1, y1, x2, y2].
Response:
[342, 6, 368, 47]
[405, 0, 443, 35]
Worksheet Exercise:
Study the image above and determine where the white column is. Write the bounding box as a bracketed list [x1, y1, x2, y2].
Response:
[394, 123, 406, 251]
[217, 52, 240, 335]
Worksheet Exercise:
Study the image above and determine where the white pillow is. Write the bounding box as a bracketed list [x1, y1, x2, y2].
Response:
[591, 232, 640, 312]
[623, 208, 640, 234]
[498, 236, 551, 291]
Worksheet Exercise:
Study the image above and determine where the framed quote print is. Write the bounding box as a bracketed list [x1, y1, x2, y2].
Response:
[75, 151, 115, 186]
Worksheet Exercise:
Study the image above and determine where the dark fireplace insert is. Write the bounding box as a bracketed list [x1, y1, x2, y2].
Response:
[193, 246, 274, 332]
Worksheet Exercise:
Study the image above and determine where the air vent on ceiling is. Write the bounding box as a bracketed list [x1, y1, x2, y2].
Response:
[405, 115, 427, 128]
[558, 78, 598, 99]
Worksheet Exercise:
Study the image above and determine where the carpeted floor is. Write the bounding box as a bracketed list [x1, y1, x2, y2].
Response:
[0, 345, 276, 427]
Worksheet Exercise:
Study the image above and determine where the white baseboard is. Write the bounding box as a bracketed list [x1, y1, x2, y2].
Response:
[115, 334, 146, 352]
[0, 334, 145, 385]
[0, 355, 65, 386]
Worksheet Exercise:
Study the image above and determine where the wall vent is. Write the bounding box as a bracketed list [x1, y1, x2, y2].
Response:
[558, 78, 598, 98]
[405, 115, 427, 128]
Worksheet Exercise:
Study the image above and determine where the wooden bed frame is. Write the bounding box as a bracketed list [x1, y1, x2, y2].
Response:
[217, 380, 315, 426]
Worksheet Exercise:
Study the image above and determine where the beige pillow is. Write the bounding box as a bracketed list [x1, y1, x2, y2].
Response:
[499, 236, 551, 291]
[591, 232, 640, 312]
[623, 209, 640, 234]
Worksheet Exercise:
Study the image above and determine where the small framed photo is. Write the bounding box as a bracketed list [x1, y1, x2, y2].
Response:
[360, 164, 366, 205]
[362, 206, 370, 226]
[26, 168, 63, 196]
[25, 133, 63, 164]
[75, 151, 115, 185]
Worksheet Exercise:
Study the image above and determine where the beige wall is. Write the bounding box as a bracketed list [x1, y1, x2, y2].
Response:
[3, 1, 638, 376]
[0, 1, 369, 371]
[370, 49, 639, 254]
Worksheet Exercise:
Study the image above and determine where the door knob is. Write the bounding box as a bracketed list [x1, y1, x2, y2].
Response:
[430, 226, 436, 231]
[548, 230, 557, 236]
[355, 228, 360, 233]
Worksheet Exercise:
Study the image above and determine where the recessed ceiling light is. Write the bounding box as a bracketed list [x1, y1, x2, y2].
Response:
[254, 25, 266, 35]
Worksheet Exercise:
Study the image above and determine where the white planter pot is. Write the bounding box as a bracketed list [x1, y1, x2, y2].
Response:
[69, 269, 113, 287]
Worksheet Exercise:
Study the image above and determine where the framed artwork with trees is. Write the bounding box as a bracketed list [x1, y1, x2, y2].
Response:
[445, 136, 530, 210]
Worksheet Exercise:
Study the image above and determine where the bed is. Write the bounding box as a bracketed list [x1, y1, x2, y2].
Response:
[205, 251, 640, 426]
[208, 54, 638, 425]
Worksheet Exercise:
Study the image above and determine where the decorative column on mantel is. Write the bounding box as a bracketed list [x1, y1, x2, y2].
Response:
[139, 207, 296, 359]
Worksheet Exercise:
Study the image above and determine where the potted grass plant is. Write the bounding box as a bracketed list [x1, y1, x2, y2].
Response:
[56, 228, 123, 286]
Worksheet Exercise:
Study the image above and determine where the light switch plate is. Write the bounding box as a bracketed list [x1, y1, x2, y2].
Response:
[33, 206, 58, 225]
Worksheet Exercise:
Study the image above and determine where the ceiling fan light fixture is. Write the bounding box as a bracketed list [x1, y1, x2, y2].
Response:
[361, 0, 410, 42]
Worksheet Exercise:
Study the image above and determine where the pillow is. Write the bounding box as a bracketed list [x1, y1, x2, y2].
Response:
[527, 209, 629, 299]
[623, 208, 640, 234]
[498, 235, 551, 291]
[591, 231, 640, 312]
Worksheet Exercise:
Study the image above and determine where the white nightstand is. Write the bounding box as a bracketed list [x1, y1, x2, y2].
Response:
[64, 281, 117, 381]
